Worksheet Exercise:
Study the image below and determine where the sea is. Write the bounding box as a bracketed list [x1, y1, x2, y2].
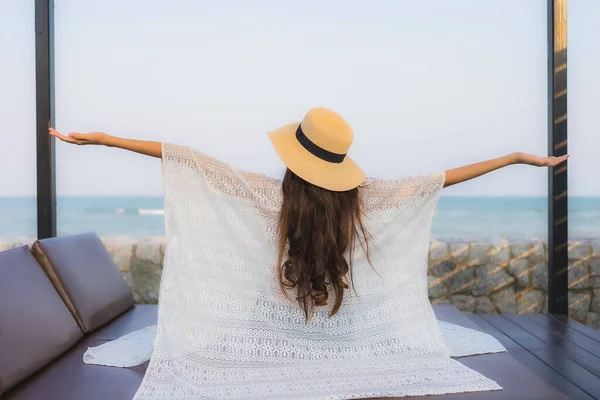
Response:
[0, 196, 599, 239]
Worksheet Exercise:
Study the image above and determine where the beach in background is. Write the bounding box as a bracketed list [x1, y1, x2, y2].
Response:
[1, 196, 599, 239]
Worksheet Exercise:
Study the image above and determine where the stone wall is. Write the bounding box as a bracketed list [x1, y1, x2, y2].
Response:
[428, 238, 600, 330]
[2, 236, 599, 329]
[100, 237, 167, 304]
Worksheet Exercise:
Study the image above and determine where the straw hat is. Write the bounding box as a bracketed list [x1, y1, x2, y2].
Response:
[268, 108, 366, 192]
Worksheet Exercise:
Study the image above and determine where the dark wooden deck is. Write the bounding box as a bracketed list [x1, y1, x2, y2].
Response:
[419, 305, 600, 400]
[466, 312, 600, 400]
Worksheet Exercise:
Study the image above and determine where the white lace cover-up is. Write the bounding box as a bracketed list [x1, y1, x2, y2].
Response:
[88, 143, 505, 399]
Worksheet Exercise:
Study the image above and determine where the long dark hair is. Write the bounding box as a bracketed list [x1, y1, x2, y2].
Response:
[277, 168, 371, 321]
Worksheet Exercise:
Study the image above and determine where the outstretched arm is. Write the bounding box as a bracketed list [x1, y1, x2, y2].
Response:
[49, 128, 162, 158]
[443, 152, 569, 188]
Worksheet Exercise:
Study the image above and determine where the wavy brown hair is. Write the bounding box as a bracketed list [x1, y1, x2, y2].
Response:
[277, 169, 371, 321]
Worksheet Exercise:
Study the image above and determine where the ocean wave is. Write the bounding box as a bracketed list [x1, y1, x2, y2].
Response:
[116, 208, 164, 216]
[438, 210, 473, 218]
[570, 211, 600, 218]
[437, 210, 545, 218]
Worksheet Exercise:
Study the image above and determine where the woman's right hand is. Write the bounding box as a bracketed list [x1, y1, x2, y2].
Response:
[49, 128, 108, 146]
[50, 128, 163, 158]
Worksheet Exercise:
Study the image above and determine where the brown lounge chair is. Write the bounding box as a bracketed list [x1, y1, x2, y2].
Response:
[0, 234, 567, 399]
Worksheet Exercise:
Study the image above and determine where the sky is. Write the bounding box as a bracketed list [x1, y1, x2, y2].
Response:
[1, 0, 599, 197]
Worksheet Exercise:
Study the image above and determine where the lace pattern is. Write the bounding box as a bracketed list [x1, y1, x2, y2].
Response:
[83, 325, 156, 367]
[438, 321, 507, 358]
[126, 144, 502, 399]
[83, 321, 507, 366]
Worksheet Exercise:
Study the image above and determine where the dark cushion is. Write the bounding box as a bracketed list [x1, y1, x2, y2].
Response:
[0, 246, 82, 395]
[2, 337, 147, 400]
[88, 304, 158, 341]
[31, 233, 134, 334]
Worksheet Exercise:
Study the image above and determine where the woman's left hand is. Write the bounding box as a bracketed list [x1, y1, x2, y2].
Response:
[513, 152, 569, 167]
[444, 152, 570, 188]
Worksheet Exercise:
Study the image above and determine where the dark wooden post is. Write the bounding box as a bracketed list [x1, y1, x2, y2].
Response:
[35, 0, 56, 239]
[547, 0, 568, 315]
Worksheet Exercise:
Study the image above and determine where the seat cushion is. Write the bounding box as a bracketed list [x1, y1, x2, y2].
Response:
[0, 246, 83, 395]
[3, 337, 147, 400]
[88, 304, 158, 341]
[31, 233, 134, 333]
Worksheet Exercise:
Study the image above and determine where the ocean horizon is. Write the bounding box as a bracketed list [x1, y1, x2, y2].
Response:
[1, 195, 599, 239]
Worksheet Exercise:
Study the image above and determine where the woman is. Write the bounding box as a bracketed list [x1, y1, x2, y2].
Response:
[50, 108, 567, 400]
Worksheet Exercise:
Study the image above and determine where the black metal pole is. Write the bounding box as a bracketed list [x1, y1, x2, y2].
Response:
[35, 0, 56, 239]
[547, 0, 568, 315]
